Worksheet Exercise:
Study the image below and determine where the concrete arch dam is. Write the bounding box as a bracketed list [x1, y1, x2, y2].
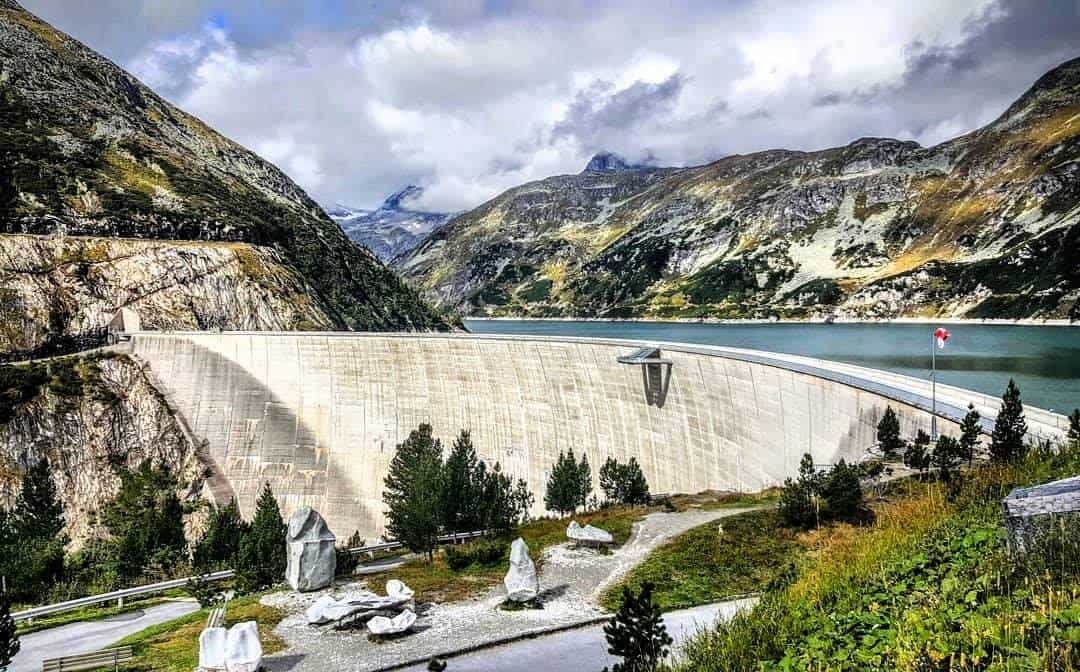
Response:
[127, 332, 1065, 540]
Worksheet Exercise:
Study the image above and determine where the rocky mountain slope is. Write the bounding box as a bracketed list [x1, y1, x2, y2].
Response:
[399, 59, 1080, 321]
[328, 186, 452, 261]
[0, 0, 449, 357]
[0, 352, 206, 547]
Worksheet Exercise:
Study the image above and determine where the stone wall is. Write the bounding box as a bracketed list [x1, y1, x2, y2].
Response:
[129, 332, 962, 539]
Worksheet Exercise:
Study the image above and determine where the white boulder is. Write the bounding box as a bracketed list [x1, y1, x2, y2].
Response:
[567, 521, 614, 544]
[223, 621, 262, 672]
[198, 627, 227, 671]
[503, 537, 539, 602]
[367, 609, 417, 636]
[305, 582, 416, 625]
[286, 507, 337, 592]
[386, 579, 414, 601]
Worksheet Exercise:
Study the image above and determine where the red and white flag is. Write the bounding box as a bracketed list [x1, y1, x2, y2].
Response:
[934, 327, 950, 349]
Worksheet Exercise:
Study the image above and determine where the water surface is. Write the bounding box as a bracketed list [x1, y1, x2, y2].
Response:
[464, 320, 1080, 413]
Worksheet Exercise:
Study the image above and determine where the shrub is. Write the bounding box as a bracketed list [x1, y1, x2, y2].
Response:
[1067, 408, 1079, 442]
[904, 429, 931, 475]
[777, 454, 821, 529]
[444, 539, 505, 571]
[820, 459, 863, 520]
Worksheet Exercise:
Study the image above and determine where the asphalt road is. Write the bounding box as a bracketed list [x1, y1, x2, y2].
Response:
[10, 600, 199, 672]
[399, 598, 757, 672]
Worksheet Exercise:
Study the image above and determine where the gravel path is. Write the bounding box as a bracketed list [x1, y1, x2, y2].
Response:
[263, 507, 756, 672]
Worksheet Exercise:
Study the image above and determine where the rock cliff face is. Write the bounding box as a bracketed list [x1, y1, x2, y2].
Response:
[0, 1, 449, 357]
[0, 353, 206, 546]
[399, 59, 1080, 320]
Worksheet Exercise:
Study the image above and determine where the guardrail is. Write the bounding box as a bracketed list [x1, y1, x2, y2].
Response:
[14, 530, 489, 622]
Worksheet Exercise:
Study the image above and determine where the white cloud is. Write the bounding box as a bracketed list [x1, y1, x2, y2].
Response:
[105, 0, 1080, 213]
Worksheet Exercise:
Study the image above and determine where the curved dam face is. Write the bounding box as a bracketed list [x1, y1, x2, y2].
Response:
[130, 332, 971, 539]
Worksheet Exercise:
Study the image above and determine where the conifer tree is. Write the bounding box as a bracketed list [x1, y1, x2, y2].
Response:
[14, 457, 64, 540]
[0, 595, 18, 671]
[959, 404, 982, 469]
[383, 424, 443, 560]
[778, 454, 821, 529]
[603, 581, 672, 672]
[931, 435, 961, 482]
[600, 457, 621, 505]
[905, 429, 932, 476]
[876, 406, 903, 459]
[576, 452, 592, 510]
[545, 450, 581, 516]
[820, 459, 862, 520]
[237, 482, 287, 591]
[1067, 408, 1079, 443]
[441, 430, 480, 533]
[193, 499, 249, 571]
[990, 379, 1028, 463]
[621, 458, 651, 505]
[104, 462, 186, 580]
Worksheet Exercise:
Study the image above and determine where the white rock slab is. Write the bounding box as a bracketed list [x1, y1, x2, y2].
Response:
[503, 537, 539, 602]
[567, 521, 614, 544]
[286, 506, 337, 592]
[367, 608, 417, 636]
[224, 621, 263, 672]
[198, 626, 227, 671]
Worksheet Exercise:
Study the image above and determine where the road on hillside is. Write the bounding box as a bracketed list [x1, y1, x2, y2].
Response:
[10, 600, 199, 672]
[397, 599, 757, 672]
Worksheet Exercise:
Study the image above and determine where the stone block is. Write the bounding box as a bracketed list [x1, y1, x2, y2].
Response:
[286, 506, 336, 592]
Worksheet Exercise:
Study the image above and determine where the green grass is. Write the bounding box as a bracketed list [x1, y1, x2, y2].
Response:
[672, 445, 1080, 672]
[601, 508, 803, 612]
[114, 592, 285, 672]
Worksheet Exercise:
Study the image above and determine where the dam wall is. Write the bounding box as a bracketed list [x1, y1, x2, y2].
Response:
[129, 332, 971, 539]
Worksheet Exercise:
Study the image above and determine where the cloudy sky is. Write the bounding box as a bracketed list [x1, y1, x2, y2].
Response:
[21, 0, 1080, 212]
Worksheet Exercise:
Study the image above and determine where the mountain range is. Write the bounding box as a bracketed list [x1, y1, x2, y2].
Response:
[0, 0, 449, 358]
[397, 58, 1080, 321]
[327, 185, 452, 261]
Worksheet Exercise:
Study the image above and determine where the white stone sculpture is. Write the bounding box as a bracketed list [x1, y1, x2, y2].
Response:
[305, 582, 416, 625]
[567, 520, 614, 544]
[198, 627, 227, 671]
[386, 578, 414, 601]
[224, 621, 263, 672]
[367, 609, 417, 636]
[286, 506, 337, 592]
[503, 537, 539, 602]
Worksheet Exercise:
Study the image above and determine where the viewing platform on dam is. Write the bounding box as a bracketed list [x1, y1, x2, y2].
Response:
[118, 330, 1069, 539]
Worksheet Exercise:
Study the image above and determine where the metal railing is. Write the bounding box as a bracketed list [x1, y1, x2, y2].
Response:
[14, 530, 488, 622]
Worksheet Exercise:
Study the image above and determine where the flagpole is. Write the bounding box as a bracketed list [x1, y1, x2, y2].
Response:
[931, 331, 937, 440]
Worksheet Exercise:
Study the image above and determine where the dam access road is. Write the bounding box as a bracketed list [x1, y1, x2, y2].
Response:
[119, 331, 1067, 540]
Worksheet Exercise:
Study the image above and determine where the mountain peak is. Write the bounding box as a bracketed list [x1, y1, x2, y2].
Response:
[583, 151, 638, 173]
[381, 185, 424, 211]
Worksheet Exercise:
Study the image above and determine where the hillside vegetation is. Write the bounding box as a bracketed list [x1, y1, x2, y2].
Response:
[672, 444, 1080, 671]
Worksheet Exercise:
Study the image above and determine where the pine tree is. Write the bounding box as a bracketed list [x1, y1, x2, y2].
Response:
[821, 459, 862, 520]
[237, 482, 287, 591]
[545, 450, 582, 516]
[441, 430, 480, 533]
[603, 581, 672, 672]
[576, 452, 592, 510]
[14, 457, 64, 540]
[0, 595, 18, 670]
[931, 435, 961, 482]
[959, 404, 982, 469]
[876, 406, 903, 459]
[511, 478, 534, 524]
[1067, 408, 1079, 443]
[990, 379, 1028, 463]
[904, 430, 931, 476]
[193, 499, 249, 572]
[621, 458, 651, 505]
[600, 457, 621, 505]
[104, 462, 186, 580]
[383, 424, 443, 560]
[778, 454, 821, 529]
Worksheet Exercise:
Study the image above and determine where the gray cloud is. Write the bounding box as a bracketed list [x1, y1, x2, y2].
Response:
[18, 0, 1080, 211]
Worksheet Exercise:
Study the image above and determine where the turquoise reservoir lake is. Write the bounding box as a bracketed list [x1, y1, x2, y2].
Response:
[464, 320, 1080, 415]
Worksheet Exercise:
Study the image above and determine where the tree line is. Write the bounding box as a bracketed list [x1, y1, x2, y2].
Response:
[544, 450, 651, 516]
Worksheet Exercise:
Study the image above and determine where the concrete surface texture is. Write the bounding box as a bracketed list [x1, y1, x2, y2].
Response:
[262, 506, 754, 672]
[127, 331, 1034, 538]
[10, 600, 199, 672]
